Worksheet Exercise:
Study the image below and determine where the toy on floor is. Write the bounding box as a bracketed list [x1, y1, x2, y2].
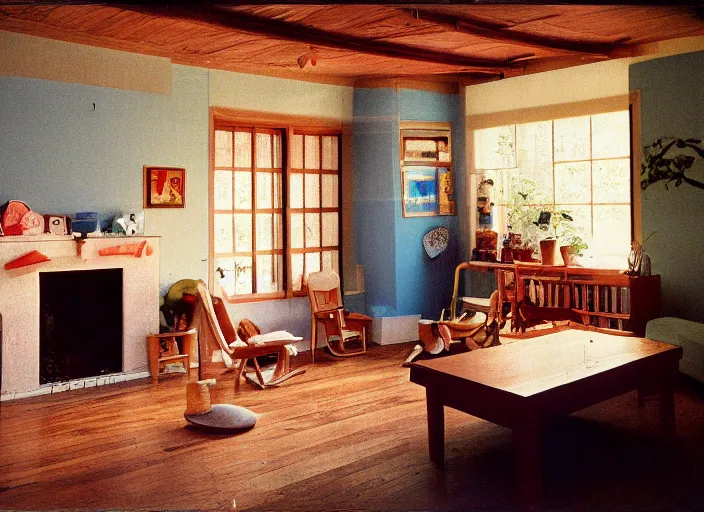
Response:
[184, 379, 257, 433]
[405, 291, 501, 364]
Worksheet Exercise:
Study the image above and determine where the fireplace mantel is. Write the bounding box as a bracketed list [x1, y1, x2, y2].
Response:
[0, 235, 160, 399]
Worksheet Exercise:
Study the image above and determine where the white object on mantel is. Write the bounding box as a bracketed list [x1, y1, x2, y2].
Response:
[0, 236, 160, 398]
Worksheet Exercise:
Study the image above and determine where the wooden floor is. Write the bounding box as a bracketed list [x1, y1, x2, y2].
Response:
[1, 343, 704, 512]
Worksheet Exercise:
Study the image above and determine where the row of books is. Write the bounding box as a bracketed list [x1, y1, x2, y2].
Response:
[572, 284, 630, 314]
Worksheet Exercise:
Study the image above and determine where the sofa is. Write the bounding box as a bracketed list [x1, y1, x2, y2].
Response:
[646, 317, 704, 383]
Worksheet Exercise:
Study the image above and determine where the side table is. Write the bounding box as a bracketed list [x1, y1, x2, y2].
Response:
[146, 328, 197, 384]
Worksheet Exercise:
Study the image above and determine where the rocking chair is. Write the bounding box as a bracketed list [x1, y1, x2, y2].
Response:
[191, 281, 305, 391]
[307, 270, 372, 362]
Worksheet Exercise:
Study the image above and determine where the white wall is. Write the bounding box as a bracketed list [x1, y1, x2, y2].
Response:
[465, 59, 630, 116]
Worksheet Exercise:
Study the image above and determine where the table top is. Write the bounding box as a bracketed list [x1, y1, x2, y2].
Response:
[407, 329, 682, 398]
[464, 260, 628, 276]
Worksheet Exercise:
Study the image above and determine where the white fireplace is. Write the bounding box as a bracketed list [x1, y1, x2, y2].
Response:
[0, 235, 160, 400]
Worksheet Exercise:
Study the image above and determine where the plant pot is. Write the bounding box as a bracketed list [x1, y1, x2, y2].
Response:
[539, 239, 557, 266]
[560, 245, 572, 265]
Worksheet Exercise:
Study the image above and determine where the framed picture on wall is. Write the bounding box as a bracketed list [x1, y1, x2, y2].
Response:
[402, 166, 438, 217]
[143, 166, 186, 208]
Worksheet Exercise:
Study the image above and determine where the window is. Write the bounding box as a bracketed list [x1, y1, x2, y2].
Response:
[289, 132, 341, 292]
[474, 111, 631, 259]
[212, 123, 341, 301]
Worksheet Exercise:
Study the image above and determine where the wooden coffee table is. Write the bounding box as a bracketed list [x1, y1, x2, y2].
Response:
[405, 329, 682, 509]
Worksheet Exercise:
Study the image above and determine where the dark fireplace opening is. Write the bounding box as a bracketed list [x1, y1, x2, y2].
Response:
[40, 269, 123, 384]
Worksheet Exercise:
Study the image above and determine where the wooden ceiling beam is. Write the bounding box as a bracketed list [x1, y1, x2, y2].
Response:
[408, 8, 622, 57]
[111, 3, 519, 72]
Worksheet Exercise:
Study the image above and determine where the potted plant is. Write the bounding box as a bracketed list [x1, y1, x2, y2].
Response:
[533, 208, 574, 265]
[559, 233, 588, 266]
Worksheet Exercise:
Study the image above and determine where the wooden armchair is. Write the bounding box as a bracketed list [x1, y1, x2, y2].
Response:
[191, 281, 305, 391]
[306, 270, 372, 362]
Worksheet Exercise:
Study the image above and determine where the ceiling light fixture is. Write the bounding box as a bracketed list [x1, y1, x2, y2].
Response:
[297, 52, 317, 69]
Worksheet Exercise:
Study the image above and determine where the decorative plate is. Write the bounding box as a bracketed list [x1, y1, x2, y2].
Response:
[423, 227, 450, 259]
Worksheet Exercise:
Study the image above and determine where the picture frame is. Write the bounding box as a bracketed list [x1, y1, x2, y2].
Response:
[402, 166, 438, 217]
[143, 166, 186, 208]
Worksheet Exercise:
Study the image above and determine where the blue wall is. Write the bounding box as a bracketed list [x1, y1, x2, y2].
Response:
[353, 87, 464, 320]
[0, 66, 211, 289]
[630, 51, 704, 322]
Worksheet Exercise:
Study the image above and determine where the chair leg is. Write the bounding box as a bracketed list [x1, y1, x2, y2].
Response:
[234, 358, 247, 393]
[310, 318, 317, 363]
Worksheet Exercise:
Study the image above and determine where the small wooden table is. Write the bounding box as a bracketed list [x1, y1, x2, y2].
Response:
[147, 328, 197, 384]
[406, 329, 682, 509]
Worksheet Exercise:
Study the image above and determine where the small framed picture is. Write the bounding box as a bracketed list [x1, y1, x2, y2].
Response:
[144, 166, 185, 208]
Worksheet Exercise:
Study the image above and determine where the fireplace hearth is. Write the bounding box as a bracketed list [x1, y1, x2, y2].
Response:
[40, 269, 123, 384]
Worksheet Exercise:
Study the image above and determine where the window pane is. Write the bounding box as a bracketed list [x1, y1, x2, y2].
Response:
[234, 171, 252, 210]
[273, 133, 282, 168]
[214, 214, 233, 253]
[322, 250, 339, 273]
[305, 174, 320, 208]
[592, 159, 630, 203]
[234, 257, 253, 295]
[274, 213, 283, 250]
[556, 204, 591, 241]
[322, 212, 338, 247]
[234, 131, 252, 168]
[273, 172, 282, 209]
[321, 174, 338, 208]
[214, 171, 233, 210]
[555, 162, 591, 203]
[593, 205, 630, 256]
[305, 135, 320, 169]
[256, 213, 273, 251]
[554, 116, 590, 162]
[215, 130, 233, 168]
[275, 254, 284, 292]
[290, 213, 304, 249]
[291, 253, 304, 291]
[290, 173, 304, 209]
[256, 254, 276, 293]
[256, 172, 272, 209]
[216, 257, 235, 296]
[474, 126, 515, 170]
[291, 134, 303, 169]
[517, 121, 553, 167]
[592, 111, 630, 159]
[305, 213, 320, 248]
[322, 136, 338, 170]
[234, 213, 252, 252]
[305, 252, 321, 278]
[256, 133, 272, 169]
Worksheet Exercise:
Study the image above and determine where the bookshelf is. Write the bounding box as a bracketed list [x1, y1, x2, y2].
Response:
[513, 266, 660, 337]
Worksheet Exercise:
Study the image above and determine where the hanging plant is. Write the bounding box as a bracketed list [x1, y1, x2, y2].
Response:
[641, 137, 704, 190]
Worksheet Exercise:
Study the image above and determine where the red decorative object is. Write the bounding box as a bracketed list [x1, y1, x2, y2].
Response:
[4, 250, 51, 270]
[98, 240, 150, 258]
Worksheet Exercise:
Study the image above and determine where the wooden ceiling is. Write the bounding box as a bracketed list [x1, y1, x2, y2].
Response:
[1, 2, 703, 86]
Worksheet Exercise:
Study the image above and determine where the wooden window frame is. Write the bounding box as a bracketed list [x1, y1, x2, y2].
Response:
[473, 110, 632, 252]
[209, 108, 343, 303]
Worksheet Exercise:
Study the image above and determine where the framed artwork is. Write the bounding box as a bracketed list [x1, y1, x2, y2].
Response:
[143, 166, 185, 208]
[402, 166, 438, 217]
[402, 166, 456, 217]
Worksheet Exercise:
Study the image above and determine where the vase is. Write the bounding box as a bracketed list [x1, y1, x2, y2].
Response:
[560, 245, 572, 265]
[539, 239, 557, 266]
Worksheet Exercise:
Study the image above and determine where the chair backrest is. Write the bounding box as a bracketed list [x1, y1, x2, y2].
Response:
[191, 280, 239, 358]
[306, 270, 343, 314]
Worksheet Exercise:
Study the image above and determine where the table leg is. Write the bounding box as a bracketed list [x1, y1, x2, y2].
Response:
[659, 369, 676, 440]
[426, 388, 444, 466]
[147, 335, 159, 385]
[513, 422, 542, 511]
